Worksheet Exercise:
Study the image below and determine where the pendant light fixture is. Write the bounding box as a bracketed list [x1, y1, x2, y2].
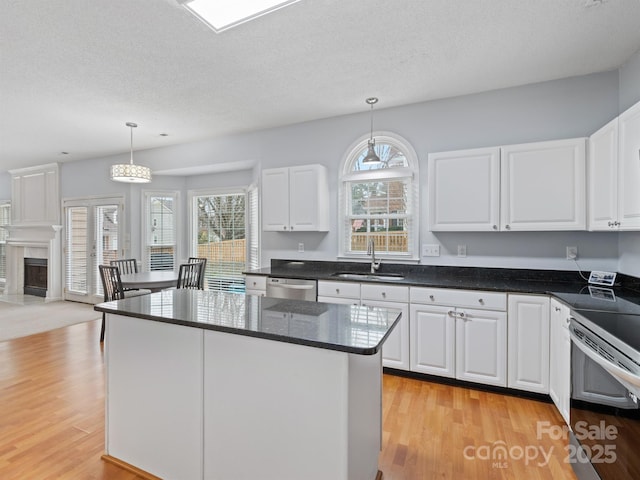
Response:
[110, 122, 152, 183]
[362, 97, 381, 164]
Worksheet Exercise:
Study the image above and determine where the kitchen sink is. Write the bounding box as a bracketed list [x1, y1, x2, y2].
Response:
[331, 272, 405, 281]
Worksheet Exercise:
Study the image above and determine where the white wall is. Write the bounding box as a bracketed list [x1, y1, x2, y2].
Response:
[51, 69, 627, 271]
[617, 48, 640, 277]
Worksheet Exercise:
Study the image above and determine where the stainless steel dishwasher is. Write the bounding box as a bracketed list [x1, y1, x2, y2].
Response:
[266, 277, 317, 301]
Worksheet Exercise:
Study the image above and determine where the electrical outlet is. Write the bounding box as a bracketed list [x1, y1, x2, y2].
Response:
[422, 244, 440, 257]
[566, 246, 578, 260]
[298, 243, 304, 253]
[457, 245, 467, 257]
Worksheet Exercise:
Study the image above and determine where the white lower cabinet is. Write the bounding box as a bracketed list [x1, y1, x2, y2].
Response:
[244, 275, 267, 297]
[318, 280, 410, 370]
[549, 298, 571, 424]
[317, 280, 361, 305]
[361, 284, 410, 371]
[455, 307, 507, 386]
[507, 294, 550, 394]
[410, 288, 507, 387]
[409, 305, 455, 377]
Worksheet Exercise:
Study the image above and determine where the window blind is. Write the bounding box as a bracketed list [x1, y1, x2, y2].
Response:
[146, 194, 176, 271]
[0, 203, 10, 283]
[247, 185, 260, 271]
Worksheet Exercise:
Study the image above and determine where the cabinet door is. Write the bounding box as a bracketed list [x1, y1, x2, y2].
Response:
[500, 138, 586, 231]
[618, 101, 640, 230]
[507, 295, 550, 393]
[262, 168, 290, 231]
[363, 300, 409, 371]
[317, 280, 361, 301]
[428, 147, 500, 231]
[455, 308, 507, 387]
[409, 304, 455, 377]
[549, 298, 570, 424]
[588, 118, 619, 230]
[289, 165, 329, 231]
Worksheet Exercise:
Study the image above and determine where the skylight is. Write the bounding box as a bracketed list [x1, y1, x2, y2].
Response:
[179, 0, 300, 33]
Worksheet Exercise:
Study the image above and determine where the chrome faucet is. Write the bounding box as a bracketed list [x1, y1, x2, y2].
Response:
[367, 238, 381, 273]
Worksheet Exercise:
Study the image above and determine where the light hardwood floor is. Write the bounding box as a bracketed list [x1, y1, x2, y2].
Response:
[0, 319, 577, 479]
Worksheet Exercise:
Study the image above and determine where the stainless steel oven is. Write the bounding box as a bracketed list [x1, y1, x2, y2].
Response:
[569, 311, 640, 480]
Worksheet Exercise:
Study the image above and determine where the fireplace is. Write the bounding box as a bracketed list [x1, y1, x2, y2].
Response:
[24, 258, 48, 297]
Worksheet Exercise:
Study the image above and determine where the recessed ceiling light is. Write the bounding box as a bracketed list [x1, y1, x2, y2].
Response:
[60, 152, 69, 155]
[160, 133, 169, 137]
[178, 0, 300, 33]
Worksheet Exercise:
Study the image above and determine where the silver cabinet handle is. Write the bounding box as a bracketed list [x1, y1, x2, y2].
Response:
[554, 306, 561, 312]
[478, 298, 484, 305]
[505, 225, 511, 230]
[335, 288, 340, 294]
[283, 226, 287, 230]
[429, 295, 435, 301]
[458, 311, 466, 319]
[492, 225, 498, 230]
[382, 292, 386, 298]
[447, 310, 456, 318]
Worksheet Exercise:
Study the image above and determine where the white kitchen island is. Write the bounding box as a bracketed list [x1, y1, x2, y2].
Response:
[95, 289, 401, 480]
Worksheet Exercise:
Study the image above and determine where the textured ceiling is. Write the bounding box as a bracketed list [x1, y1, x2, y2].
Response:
[1, 0, 640, 172]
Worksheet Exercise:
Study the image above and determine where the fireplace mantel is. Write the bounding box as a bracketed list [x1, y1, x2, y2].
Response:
[6, 224, 63, 245]
[5, 224, 63, 302]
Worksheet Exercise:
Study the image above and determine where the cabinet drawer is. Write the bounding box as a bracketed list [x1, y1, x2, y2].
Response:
[410, 287, 506, 311]
[361, 284, 409, 303]
[317, 281, 361, 299]
[244, 275, 267, 291]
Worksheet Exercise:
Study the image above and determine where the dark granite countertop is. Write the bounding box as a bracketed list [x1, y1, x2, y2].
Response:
[245, 260, 640, 296]
[95, 289, 401, 355]
[246, 260, 640, 322]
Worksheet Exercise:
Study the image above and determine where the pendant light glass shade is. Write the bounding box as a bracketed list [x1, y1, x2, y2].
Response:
[111, 122, 152, 183]
[362, 97, 381, 164]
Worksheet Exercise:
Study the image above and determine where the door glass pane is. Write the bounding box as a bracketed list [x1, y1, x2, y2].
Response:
[66, 207, 88, 294]
[96, 206, 119, 294]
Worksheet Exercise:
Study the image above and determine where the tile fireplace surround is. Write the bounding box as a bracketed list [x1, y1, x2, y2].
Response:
[4, 224, 63, 302]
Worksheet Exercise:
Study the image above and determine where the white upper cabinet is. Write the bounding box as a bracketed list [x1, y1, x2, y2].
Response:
[587, 100, 640, 231]
[618, 101, 640, 230]
[588, 117, 619, 230]
[262, 164, 329, 232]
[428, 138, 586, 232]
[428, 147, 500, 231]
[500, 138, 586, 231]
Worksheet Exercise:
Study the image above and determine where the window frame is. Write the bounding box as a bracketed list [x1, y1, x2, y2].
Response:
[338, 131, 419, 262]
[188, 185, 259, 292]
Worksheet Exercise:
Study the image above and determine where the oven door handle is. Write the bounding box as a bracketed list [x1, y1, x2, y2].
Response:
[570, 330, 640, 389]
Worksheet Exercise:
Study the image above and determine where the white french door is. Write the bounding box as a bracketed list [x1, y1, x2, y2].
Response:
[64, 197, 123, 304]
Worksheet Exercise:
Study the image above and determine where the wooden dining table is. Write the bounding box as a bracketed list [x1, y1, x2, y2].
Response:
[120, 271, 179, 292]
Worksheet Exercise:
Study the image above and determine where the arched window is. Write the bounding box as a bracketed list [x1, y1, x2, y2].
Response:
[339, 132, 419, 260]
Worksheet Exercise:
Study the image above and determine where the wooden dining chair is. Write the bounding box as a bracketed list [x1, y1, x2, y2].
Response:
[176, 262, 205, 290]
[188, 257, 207, 289]
[110, 258, 138, 275]
[98, 265, 151, 342]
